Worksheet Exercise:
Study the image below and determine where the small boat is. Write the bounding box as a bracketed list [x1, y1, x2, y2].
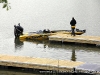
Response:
[51, 29, 86, 35]
[19, 32, 54, 41]
[19, 29, 86, 41]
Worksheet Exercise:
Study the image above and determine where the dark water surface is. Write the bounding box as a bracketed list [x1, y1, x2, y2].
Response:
[0, 0, 100, 74]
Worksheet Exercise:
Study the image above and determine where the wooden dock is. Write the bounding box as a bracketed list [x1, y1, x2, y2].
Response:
[49, 33, 100, 45]
[0, 54, 84, 72]
[0, 54, 100, 74]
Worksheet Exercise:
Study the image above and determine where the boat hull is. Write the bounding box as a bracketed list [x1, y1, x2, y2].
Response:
[51, 30, 84, 35]
[19, 33, 52, 41]
[19, 30, 85, 41]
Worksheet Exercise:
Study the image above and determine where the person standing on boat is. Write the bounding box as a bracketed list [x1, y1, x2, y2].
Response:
[70, 17, 77, 36]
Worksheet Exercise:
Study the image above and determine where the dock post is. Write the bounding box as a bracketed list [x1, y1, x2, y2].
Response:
[72, 67, 77, 75]
[61, 38, 64, 43]
[57, 59, 59, 73]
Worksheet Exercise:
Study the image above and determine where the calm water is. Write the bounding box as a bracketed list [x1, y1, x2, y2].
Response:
[0, 0, 100, 74]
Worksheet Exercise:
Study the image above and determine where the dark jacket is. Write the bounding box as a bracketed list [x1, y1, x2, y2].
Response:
[70, 18, 76, 26]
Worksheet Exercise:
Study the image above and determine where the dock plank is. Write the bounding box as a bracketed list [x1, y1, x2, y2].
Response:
[0, 55, 100, 74]
[0, 54, 84, 72]
[49, 34, 100, 45]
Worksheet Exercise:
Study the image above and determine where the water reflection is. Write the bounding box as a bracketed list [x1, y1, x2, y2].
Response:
[21, 40, 100, 62]
[47, 42, 100, 52]
[71, 48, 76, 61]
[26, 40, 50, 49]
[14, 38, 24, 51]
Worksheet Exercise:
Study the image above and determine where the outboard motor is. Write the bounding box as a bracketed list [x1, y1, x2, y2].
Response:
[83, 29, 86, 33]
[14, 25, 24, 38]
